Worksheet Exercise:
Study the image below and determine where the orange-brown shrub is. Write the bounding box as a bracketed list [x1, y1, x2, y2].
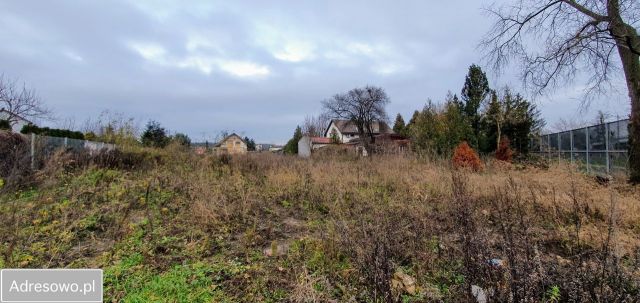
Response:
[495, 136, 513, 162]
[452, 141, 483, 171]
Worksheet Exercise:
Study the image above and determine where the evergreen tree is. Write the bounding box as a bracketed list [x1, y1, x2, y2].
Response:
[443, 95, 473, 151]
[283, 126, 303, 154]
[407, 110, 420, 129]
[392, 113, 406, 135]
[407, 101, 445, 153]
[452, 94, 464, 112]
[172, 133, 191, 147]
[461, 64, 490, 149]
[482, 88, 544, 154]
[243, 136, 256, 151]
[141, 120, 170, 148]
[502, 92, 543, 154]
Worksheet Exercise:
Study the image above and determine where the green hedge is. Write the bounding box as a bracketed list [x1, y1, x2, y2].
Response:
[20, 124, 85, 140]
[0, 119, 10, 130]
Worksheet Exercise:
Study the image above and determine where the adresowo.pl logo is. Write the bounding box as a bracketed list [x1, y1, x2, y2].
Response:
[1, 269, 103, 303]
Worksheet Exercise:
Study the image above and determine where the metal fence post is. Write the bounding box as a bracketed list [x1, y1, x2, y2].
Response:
[64, 137, 68, 147]
[585, 126, 590, 174]
[569, 130, 574, 165]
[557, 133, 561, 165]
[605, 122, 610, 174]
[548, 135, 551, 162]
[30, 133, 36, 170]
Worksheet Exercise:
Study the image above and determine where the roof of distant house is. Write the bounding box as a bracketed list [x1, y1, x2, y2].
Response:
[213, 133, 245, 147]
[324, 119, 393, 136]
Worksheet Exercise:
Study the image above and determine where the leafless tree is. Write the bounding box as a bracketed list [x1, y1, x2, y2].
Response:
[0, 75, 51, 126]
[551, 117, 588, 132]
[301, 114, 329, 137]
[481, 0, 640, 181]
[322, 86, 390, 153]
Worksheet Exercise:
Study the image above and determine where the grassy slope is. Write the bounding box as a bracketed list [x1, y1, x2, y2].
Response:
[1, 151, 639, 302]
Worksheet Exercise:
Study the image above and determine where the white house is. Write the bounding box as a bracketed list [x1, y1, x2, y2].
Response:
[323, 119, 394, 143]
[0, 108, 32, 132]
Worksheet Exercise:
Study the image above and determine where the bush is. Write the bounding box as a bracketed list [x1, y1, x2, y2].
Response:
[0, 131, 32, 190]
[0, 120, 11, 130]
[452, 141, 483, 171]
[84, 131, 97, 141]
[92, 149, 163, 170]
[50, 148, 165, 171]
[20, 124, 84, 140]
[495, 136, 513, 162]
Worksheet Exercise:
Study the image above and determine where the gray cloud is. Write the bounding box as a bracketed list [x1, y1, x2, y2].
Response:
[0, 0, 629, 143]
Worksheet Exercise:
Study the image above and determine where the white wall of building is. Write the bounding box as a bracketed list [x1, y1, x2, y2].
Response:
[325, 122, 360, 143]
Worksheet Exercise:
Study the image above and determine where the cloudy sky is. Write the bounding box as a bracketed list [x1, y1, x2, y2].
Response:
[0, 0, 630, 143]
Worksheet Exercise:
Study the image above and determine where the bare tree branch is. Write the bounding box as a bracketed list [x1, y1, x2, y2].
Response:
[322, 86, 390, 151]
[301, 114, 329, 137]
[481, 0, 639, 102]
[0, 74, 52, 126]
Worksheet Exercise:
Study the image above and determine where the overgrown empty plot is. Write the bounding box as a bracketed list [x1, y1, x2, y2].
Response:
[1, 151, 639, 302]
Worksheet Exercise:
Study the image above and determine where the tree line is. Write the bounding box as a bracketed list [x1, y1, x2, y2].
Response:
[285, 64, 543, 157]
[394, 65, 543, 156]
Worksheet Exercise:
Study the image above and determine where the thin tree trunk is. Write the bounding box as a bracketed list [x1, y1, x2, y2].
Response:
[609, 0, 640, 182]
[496, 122, 502, 149]
[357, 126, 371, 157]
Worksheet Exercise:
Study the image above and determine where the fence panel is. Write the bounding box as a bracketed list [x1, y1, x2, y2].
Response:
[26, 134, 116, 169]
[530, 118, 629, 175]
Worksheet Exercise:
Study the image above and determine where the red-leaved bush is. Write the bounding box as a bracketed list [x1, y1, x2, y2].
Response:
[452, 141, 483, 171]
[495, 136, 513, 162]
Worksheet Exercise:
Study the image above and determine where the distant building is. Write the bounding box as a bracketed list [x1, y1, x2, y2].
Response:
[300, 120, 409, 157]
[0, 108, 32, 132]
[324, 119, 394, 143]
[298, 136, 333, 158]
[254, 143, 283, 152]
[268, 146, 283, 153]
[256, 143, 273, 152]
[347, 133, 411, 154]
[213, 133, 247, 155]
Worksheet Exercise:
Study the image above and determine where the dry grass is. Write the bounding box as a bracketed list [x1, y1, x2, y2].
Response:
[0, 149, 638, 302]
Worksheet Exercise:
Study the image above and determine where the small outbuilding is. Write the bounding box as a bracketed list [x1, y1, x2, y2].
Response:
[298, 136, 333, 157]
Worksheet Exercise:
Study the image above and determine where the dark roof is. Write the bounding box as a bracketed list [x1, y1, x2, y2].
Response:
[324, 119, 393, 136]
[213, 133, 245, 147]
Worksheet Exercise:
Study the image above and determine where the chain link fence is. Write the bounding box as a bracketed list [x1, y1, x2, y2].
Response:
[530, 118, 629, 175]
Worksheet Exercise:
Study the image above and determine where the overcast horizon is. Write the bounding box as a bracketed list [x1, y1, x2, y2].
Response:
[0, 0, 630, 144]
